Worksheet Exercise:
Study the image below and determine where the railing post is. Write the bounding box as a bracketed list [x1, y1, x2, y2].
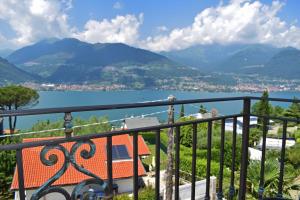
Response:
[217, 119, 226, 200]
[205, 121, 213, 200]
[229, 117, 238, 200]
[174, 126, 180, 200]
[16, 149, 26, 200]
[277, 120, 288, 198]
[106, 136, 113, 199]
[133, 132, 139, 200]
[155, 129, 161, 200]
[238, 97, 251, 200]
[165, 95, 175, 200]
[0, 116, 3, 135]
[64, 112, 73, 138]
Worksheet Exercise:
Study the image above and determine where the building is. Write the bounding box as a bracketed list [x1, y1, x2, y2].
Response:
[11, 134, 151, 200]
[123, 117, 160, 129]
[257, 137, 296, 150]
[249, 147, 262, 161]
[188, 113, 212, 119]
[160, 176, 217, 200]
[225, 116, 258, 134]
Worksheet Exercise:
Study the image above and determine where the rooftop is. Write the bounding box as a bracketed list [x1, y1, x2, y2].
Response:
[11, 134, 150, 190]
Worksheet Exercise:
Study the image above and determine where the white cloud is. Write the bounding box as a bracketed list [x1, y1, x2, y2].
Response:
[156, 26, 168, 32]
[113, 2, 123, 10]
[74, 14, 143, 45]
[1, 0, 300, 52]
[0, 0, 72, 47]
[0, 33, 9, 48]
[141, 0, 300, 51]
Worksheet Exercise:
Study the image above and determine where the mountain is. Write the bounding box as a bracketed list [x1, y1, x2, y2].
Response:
[8, 38, 198, 85]
[161, 44, 244, 72]
[261, 47, 300, 78]
[0, 57, 38, 85]
[215, 44, 280, 73]
[162, 43, 300, 79]
[0, 49, 14, 58]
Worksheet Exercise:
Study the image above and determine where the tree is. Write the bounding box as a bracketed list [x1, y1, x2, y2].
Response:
[284, 97, 300, 120]
[199, 104, 207, 114]
[0, 137, 19, 198]
[180, 104, 185, 118]
[0, 85, 39, 133]
[273, 106, 285, 117]
[178, 116, 194, 147]
[252, 90, 272, 126]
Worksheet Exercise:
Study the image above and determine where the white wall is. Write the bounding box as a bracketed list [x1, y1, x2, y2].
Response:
[161, 176, 217, 200]
[14, 178, 135, 200]
[15, 185, 74, 200]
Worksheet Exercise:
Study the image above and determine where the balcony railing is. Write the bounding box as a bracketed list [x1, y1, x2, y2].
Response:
[0, 96, 299, 200]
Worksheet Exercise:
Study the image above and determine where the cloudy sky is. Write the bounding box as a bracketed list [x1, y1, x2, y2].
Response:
[0, 0, 300, 51]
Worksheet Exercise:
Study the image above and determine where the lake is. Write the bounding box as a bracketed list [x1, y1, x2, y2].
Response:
[2, 90, 300, 130]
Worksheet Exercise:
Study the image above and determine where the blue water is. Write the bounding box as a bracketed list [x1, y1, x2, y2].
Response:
[2, 90, 300, 130]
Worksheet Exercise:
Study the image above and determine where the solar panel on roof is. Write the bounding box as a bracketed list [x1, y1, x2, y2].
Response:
[111, 145, 130, 160]
[118, 145, 129, 158]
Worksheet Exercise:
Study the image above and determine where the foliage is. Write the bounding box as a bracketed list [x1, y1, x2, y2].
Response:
[20, 116, 112, 138]
[0, 85, 39, 132]
[0, 137, 20, 199]
[177, 116, 207, 147]
[0, 57, 37, 84]
[199, 104, 207, 114]
[114, 186, 155, 200]
[251, 91, 272, 126]
[249, 128, 262, 147]
[176, 116, 194, 147]
[273, 106, 285, 117]
[284, 97, 300, 125]
[247, 159, 300, 199]
[287, 144, 300, 168]
[180, 155, 220, 179]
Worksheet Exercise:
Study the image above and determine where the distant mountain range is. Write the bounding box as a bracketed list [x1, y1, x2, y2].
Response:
[0, 49, 14, 58]
[0, 57, 38, 85]
[162, 44, 300, 78]
[7, 38, 198, 86]
[1, 39, 299, 86]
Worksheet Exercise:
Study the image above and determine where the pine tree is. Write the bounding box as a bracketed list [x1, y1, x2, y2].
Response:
[199, 104, 207, 114]
[284, 97, 300, 120]
[256, 90, 271, 127]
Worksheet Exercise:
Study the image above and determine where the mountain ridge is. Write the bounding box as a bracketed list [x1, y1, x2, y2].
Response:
[162, 43, 299, 78]
[0, 57, 39, 85]
[7, 38, 199, 85]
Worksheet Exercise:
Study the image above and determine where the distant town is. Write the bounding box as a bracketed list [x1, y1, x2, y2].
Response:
[22, 73, 300, 93]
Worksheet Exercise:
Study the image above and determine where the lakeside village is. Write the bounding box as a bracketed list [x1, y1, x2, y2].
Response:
[1, 86, 300, 199]
[22, 80, 300, 93]
[20, 74, 300, 92]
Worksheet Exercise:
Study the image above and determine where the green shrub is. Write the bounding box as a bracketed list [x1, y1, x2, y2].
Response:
[114, 186, 155, 200]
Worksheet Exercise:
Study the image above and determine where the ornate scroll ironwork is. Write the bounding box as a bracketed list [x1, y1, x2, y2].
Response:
[31, 140, 108, 200]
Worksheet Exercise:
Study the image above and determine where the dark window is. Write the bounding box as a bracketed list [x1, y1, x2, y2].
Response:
[111, 145, 130, 160]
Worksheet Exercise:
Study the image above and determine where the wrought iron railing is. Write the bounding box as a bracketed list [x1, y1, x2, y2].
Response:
[0, 96, 299, 200]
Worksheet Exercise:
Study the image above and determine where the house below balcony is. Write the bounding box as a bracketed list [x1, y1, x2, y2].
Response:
[11, 134, 150, 200]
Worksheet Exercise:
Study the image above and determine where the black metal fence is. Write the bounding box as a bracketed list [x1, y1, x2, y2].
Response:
[0, 96, 299, 200]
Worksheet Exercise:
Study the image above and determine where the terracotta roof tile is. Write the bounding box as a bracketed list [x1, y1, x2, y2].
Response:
[11, 134, 150, 190]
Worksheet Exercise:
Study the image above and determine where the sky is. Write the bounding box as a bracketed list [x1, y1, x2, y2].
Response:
[0, 0, 300, 51]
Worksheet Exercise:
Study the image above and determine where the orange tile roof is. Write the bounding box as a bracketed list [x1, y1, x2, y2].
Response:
[11, 134, 151, 190]
[131, 135, 151, 156]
